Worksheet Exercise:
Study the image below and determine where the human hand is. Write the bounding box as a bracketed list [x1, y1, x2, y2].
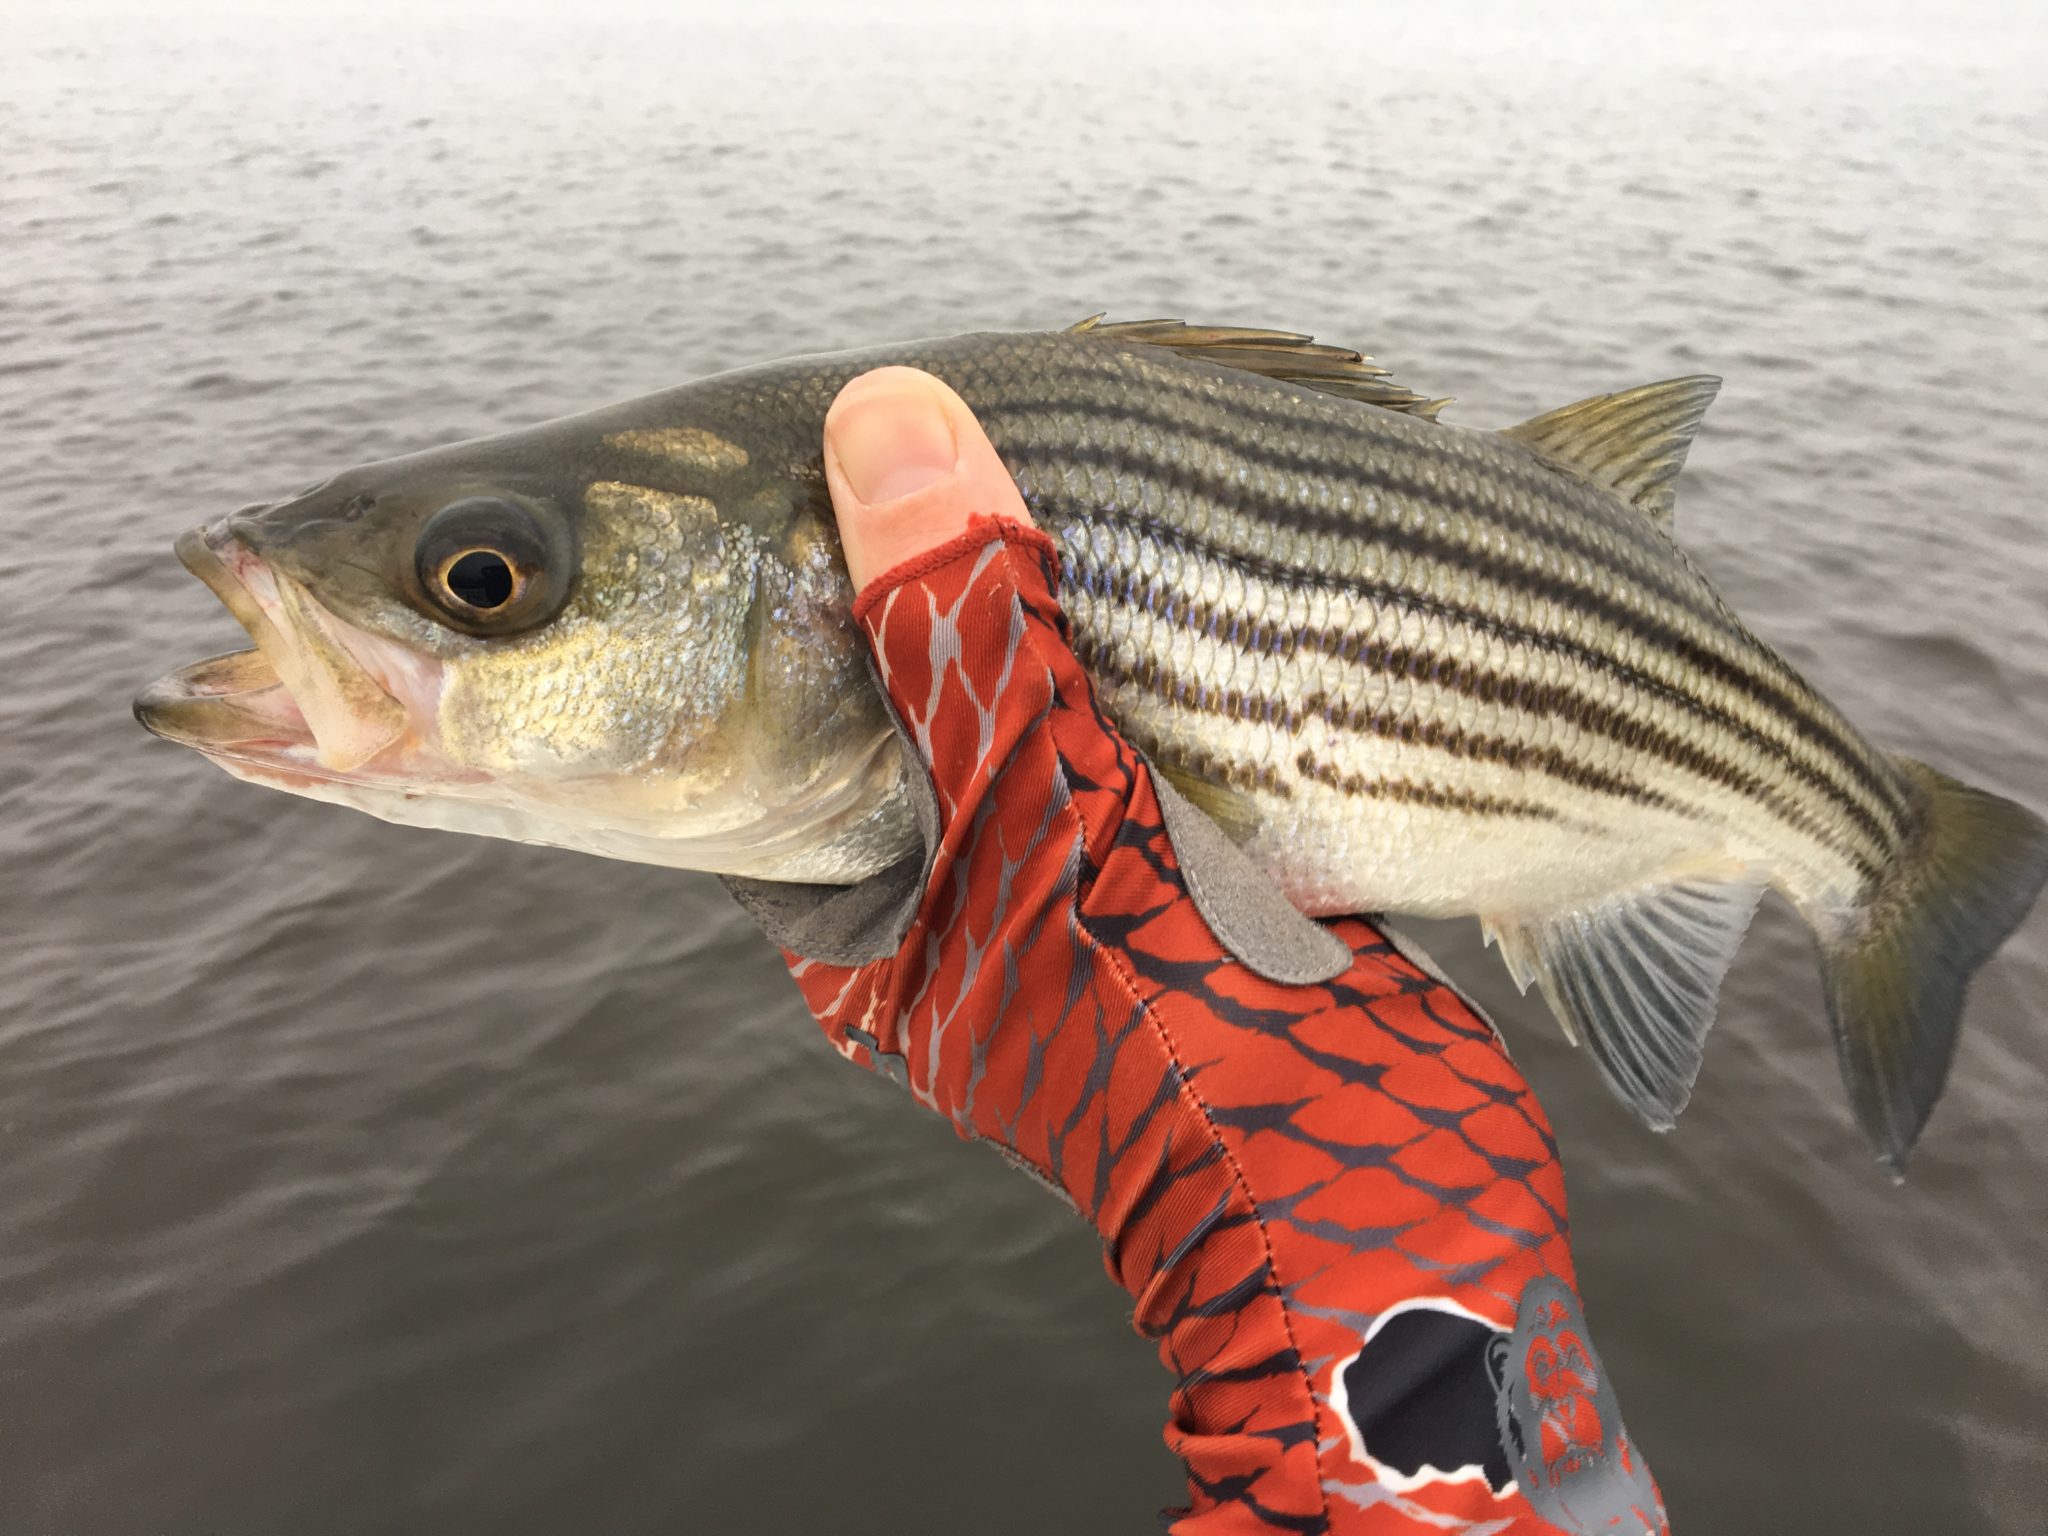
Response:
[725, 367, 1668, 1535]
[824, 363, 1021, 590]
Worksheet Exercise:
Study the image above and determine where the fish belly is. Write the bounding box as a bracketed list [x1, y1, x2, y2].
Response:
[1240, 776, 1705, 919]
[1103, 678, 1724, 919]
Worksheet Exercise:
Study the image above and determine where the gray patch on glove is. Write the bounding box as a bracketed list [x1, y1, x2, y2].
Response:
[1149, 773, 1352, 986]
[722, 848, 925, 967]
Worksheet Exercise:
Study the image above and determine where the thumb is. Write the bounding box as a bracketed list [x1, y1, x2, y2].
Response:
[822, 366, 1035, 592]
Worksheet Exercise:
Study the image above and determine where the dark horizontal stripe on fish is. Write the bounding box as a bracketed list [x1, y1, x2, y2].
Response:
[1035, 478, 1910, 852]
[1108, 712, 1559, 826]
[1071, 622, 1692, 822]
[988, 380, 1712, 622]
[1121, 729, 1290, 799]
[1062, 536, 1888, 876]
[1291, 753, 1564, 825]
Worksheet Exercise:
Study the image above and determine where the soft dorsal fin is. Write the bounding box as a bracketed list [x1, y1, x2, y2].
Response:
[1501, 376, 1721, 524]
[1069, 314, 1451, 420]
[1484, 872, 1765, 1131]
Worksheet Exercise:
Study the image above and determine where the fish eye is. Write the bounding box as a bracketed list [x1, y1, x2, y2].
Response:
[441, 549, 520, 609]
[414, 495, 574, 635]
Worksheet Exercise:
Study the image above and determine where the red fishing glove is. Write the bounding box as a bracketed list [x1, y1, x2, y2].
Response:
[727, 369, 1669, 1536]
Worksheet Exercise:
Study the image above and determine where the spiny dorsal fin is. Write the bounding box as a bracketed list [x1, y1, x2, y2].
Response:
[1484, 872, 1765, 1131]
[1069, 314, 1451, 421]
[1501, 376, 1721, 524]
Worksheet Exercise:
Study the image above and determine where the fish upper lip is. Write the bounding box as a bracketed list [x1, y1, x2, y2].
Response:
[175, 523, 283, 652]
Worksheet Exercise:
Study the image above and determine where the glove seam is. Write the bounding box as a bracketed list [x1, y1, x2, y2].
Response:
[1084, 927, 1338, 1536]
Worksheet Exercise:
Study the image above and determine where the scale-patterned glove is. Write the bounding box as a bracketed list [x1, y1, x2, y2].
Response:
[728, 371, 1669, 1536]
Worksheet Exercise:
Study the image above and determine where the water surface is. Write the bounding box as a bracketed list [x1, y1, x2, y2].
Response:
[2, 3, 2044, 1531]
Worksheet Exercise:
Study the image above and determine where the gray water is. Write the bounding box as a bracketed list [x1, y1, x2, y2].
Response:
[3, 2, 2045, 1531]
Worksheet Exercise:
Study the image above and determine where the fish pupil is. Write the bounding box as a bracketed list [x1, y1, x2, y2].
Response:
[447, 550, 515, 609]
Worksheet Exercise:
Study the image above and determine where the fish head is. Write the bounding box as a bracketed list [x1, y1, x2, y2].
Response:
[134, 397, 913, 881]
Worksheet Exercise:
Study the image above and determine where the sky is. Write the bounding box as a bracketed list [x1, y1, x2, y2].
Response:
[5, 0, 2044, 26]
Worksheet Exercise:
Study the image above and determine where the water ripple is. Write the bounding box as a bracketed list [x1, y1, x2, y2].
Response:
[1, 4, 2044, 1533]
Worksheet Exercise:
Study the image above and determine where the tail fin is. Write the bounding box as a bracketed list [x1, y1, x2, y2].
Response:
[1822, 758, 2048, 1176]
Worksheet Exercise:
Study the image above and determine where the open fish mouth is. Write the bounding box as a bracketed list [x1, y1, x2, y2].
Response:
[134, 524, 446, 789]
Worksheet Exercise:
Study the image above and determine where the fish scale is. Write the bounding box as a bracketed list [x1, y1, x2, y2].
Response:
[957, 371, 1910, 870]
[991, 345, 1902, 808]
[1053, 511, 1856, 863]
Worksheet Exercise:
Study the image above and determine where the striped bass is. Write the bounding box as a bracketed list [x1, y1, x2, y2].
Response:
[133, 318, 2048, 1172]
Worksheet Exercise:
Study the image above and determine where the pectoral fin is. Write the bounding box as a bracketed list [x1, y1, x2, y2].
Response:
[1153, 759, 1263, 843]
[1485, 873, 1765, 1130]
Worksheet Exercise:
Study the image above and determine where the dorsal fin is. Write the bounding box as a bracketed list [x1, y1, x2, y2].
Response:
[1501, 376, 1721, 524]
[1068, 314, 1451, 420]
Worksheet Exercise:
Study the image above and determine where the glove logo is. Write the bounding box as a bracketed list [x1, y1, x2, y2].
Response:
[1492, 1274, 1665, 1533]
[1328, 1297, 1516, 1495]
[1330, 1283, 1662, 1532]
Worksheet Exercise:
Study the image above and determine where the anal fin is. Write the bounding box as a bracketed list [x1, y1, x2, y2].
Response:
[1485, 874, 1765, 1130]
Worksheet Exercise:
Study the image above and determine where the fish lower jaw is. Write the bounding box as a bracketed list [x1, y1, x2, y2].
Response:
[199, 736, 484, 799]
[137, 638, 470, 795]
